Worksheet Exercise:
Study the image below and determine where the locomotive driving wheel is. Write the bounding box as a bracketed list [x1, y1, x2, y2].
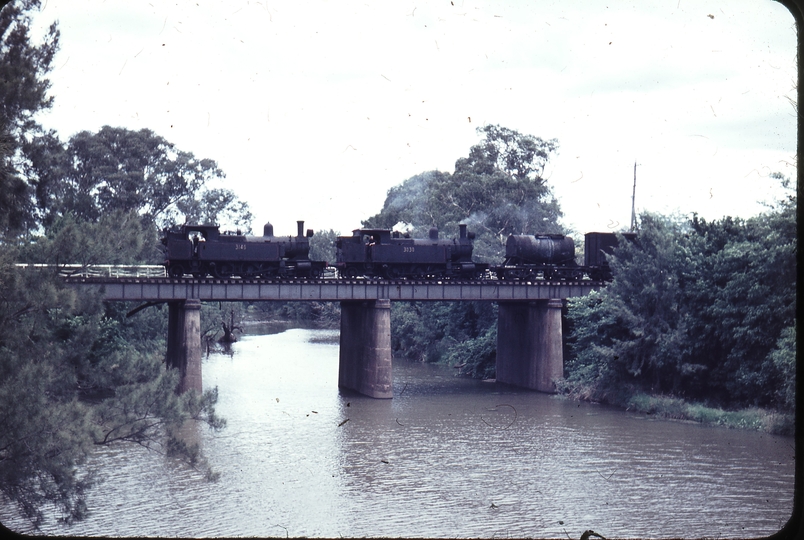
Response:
[244, 264, 259, 278]
[385, 265, 404, 279]
[213, 263, 234, 279]
[169, 265, 185, 278]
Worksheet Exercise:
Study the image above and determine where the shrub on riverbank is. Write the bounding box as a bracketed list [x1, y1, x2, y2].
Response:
[563, 193, 795, 418]
[561, 189, 795, 435]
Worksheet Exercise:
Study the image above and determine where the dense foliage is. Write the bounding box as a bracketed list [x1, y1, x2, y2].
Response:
[562, 186, 796, 415]
[365, 125, 566, 374]
[23, 126, 252, 232]
[365, 124, 563, 263]
[0, 0, 244, 527]
[0, 0, 57, 235]
[0, 233, 225, 527]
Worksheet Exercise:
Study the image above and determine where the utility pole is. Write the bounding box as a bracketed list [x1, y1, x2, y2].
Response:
[630, 161, 637, 232]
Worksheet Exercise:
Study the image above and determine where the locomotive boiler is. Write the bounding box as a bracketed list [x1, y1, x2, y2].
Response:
[335, 224, 487, 279]
[161, 220, 326, 279]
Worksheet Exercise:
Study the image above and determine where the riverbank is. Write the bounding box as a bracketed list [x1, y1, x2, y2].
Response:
[562, 391, 795, 436]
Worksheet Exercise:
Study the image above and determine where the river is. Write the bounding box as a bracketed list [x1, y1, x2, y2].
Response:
[4, 327, 795, 538]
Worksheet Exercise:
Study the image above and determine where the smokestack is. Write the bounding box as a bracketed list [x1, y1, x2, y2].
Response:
[297, 220, 304, 237]
[459, 224, 467, 239]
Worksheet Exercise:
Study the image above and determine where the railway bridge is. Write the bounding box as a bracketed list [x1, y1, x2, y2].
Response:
[65, 273, 602, 398]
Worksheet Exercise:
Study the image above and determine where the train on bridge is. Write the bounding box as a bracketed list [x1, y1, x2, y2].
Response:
[161, 220, 636, 281]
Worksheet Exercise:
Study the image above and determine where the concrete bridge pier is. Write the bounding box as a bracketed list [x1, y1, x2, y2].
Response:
[166, 299, 203, 394]
[496, 299, 564, 393]
[338, 299, 393, 398]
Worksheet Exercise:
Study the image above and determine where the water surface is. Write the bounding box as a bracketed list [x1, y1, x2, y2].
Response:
[5, 328, 795, 537]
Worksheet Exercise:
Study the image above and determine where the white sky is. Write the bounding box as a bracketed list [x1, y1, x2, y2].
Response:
[28, 0, 797, 237]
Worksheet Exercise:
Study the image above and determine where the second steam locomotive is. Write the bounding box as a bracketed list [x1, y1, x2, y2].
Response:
[335, 224, 488, 280]
[161, 220, 635, 281]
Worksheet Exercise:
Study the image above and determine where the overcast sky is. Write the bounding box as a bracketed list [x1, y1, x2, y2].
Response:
[28, 0, 797, 237]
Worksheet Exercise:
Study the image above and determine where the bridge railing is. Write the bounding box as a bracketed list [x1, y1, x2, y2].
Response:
[16, 264, 167, 278]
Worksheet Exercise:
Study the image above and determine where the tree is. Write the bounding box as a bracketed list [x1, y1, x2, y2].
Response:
[563, 214, 692, 403]
[363, 170, 455, 232]
[456, 124, 558, 184]
[365, 124, 563, 262]
[0, 0, 59, 235]
[308, 228, 339, 265]
[176, 187, 254, 232]
[19, 210, 147, 269]
[0, 3, 234, 527]
[449, 124, 562, 241]
[201, 301, 246, 345]
[0, 251, 225, 527]
[563, 185, 796, 412]
[25, 126, 251, 231]
[365, 125, 564, 376]
[604, 215, 692, 393]
[685, 197, 796, 407]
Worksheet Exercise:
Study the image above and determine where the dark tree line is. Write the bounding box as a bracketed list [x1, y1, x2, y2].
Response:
[22, 126, 253, 234]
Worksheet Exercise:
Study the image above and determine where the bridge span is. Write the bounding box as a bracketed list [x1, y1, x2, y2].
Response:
[66, 276, 603, 399]
[67, 276, 600, 302]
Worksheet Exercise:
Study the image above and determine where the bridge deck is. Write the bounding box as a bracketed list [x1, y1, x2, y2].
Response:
[66, 277, 602, 302]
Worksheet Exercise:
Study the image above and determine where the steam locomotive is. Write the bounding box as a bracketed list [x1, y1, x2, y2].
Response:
[161, 221, 326, 279]
[335, 224, 488, 279]
[161, 220, 635, 281]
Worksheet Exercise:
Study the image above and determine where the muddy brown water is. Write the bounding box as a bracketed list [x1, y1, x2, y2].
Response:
[4, 328, 795, 537]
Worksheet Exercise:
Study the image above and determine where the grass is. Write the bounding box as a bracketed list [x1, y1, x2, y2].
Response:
[625, 392, 794, 436]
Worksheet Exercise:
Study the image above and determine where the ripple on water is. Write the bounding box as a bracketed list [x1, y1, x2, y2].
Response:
[5, 328, 794, 538]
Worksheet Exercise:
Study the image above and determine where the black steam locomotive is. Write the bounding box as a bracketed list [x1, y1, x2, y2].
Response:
[335, 224, 488, 279]
[161, 220, 634, 281]
[161, 220, 326, 279]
